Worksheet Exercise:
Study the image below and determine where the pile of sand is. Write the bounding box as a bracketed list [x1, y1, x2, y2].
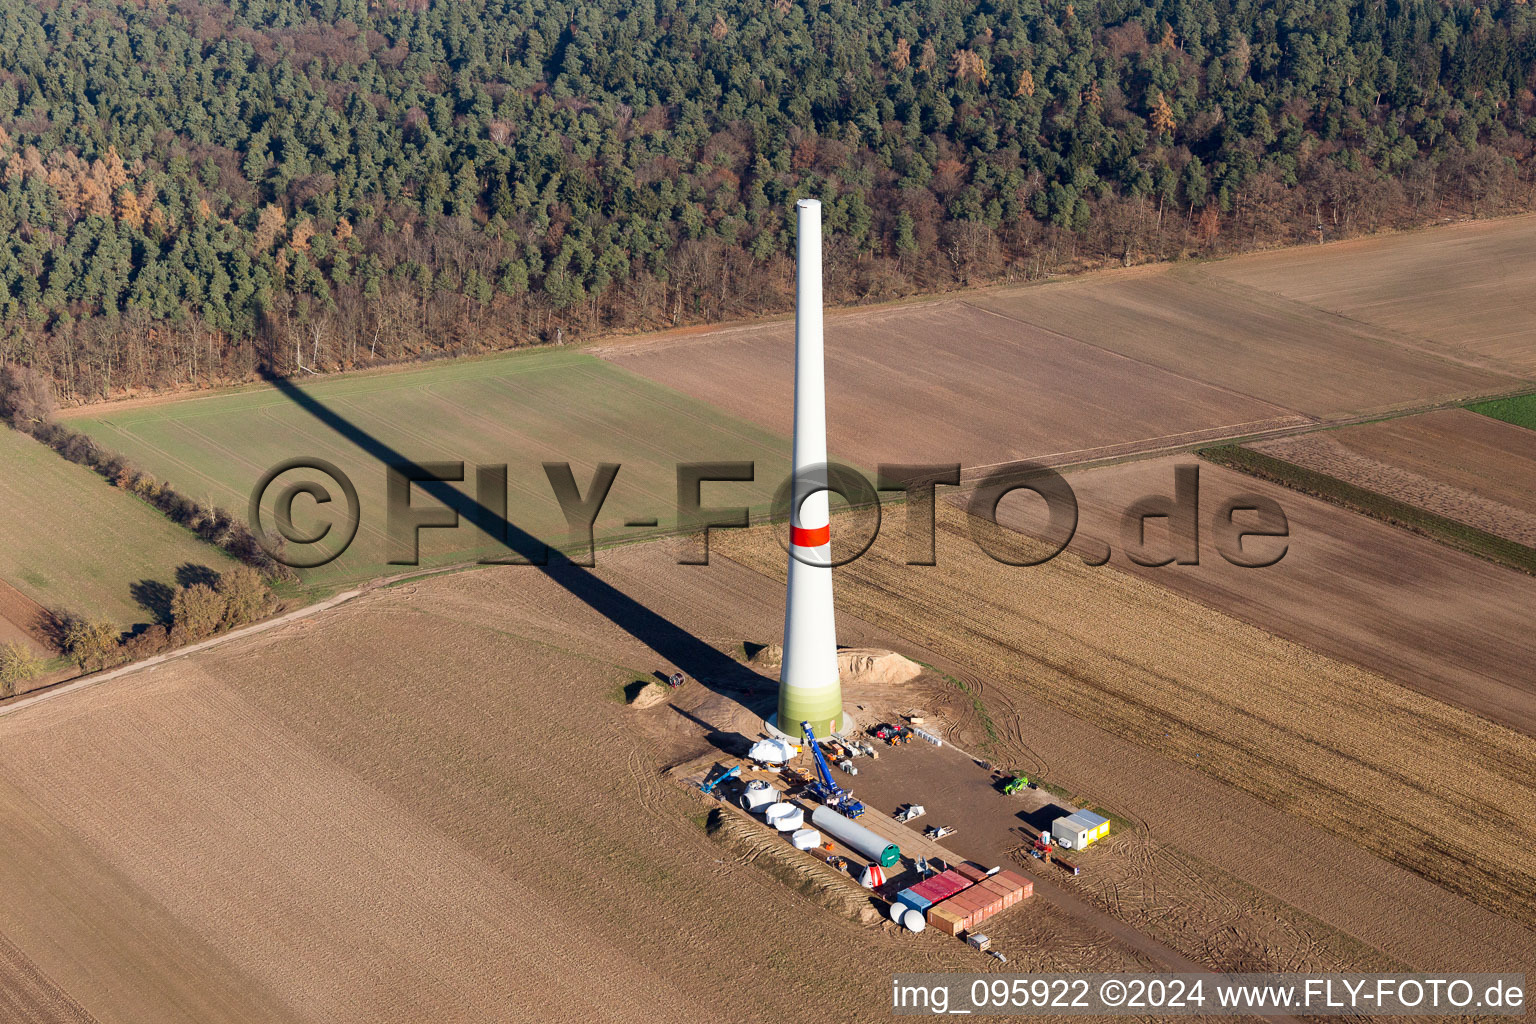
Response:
[747, 644, 922, 687]
[628, 681, 674, 709]
[838, 648, 923, 687]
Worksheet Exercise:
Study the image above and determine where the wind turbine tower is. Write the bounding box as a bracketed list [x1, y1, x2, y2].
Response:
[774, 198, 847, 741]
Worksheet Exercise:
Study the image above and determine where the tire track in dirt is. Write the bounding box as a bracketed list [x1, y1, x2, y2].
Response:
[714, 514, 1536, 973]
[0, 931, 99, 1024]
[2, 677, 707, 1024]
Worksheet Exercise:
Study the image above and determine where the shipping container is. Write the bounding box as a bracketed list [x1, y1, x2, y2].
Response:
[896, 888, 933, 914]
[988, 876, 1022, 908]
[917, 869, 971, 903]
[951, 889, 996, 927]
[995, 870, 1033, 902]
[926, 868, 1034, 940]
[956, 862, 990, 883]
[927, 904, 966, 936]
[948, 889, 985, 912]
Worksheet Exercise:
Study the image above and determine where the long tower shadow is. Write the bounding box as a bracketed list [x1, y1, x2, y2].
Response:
[258, 370, 769, 703]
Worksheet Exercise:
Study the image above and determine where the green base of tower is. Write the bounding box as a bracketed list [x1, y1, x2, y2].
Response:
[769, 687, 849, 740]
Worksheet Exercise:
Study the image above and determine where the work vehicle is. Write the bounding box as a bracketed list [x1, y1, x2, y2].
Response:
[1003, 774, 1029, 795]
[801, 721, 865, 818]
[700, 764, 740, 795]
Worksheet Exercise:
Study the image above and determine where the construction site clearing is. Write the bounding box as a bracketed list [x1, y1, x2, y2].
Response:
[673, 709, 1108, 959]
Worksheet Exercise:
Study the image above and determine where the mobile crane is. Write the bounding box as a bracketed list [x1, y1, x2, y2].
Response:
[801, 721, 865, 818]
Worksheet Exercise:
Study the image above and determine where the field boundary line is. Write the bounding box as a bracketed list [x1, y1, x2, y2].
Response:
[956, 382, 1536, 486]
[1199, 444, 1536, 577]
[0, 587, 365, 720]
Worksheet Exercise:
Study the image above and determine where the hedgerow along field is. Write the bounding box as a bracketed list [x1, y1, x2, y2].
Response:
[65, 349, 793, 594]
[0, 425, 238, 632]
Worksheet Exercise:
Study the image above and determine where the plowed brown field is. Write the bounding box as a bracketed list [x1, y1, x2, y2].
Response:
[2, 535, 1532, 1020]
[1206, 214, 1536, 374]
[0, 579, 51, 656]
[599, 219, 1536, 473]
[966, 269, 1513, 417]
[597, 300, 1304, 470]
[716, 508, 1536, 932]
[1251, 408, 1536, 546]
[1024, 455, 1536, 734]
[0, 547, 1162, 1024]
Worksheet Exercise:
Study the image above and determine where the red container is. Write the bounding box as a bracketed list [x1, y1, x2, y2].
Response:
[976, 878, 1009, 908]
[996, 869, 1031, 891]
[913, 869, 971, 905]
[932, 869, 971, 901]
[956, 862, 990, 882]
[992, 869, 1033, 905]
[913, 880, 946, 902]
[965, 889, 999, 924]
[944, 890, 986, 927]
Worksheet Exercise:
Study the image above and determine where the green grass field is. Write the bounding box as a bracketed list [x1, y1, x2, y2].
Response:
[0, 426, 238, 630]
[68, 349, 793, 592]
[1469, 392, 1536, 431]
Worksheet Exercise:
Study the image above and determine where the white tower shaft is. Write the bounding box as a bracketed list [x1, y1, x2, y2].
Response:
[778, 199, 843, 739]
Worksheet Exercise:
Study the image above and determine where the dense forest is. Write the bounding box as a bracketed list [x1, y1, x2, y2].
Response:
[0, 0, 1532, 402]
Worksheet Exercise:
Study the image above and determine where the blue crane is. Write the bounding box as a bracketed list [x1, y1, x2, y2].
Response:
[801, 721, 865, 818]
[700, 764, 741, 795]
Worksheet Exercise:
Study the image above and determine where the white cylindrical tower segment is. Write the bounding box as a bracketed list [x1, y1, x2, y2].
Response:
[778, 198, 844, 740]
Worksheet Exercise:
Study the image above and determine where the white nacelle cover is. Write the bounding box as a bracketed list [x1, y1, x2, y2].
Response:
[748, 738, 796, 764]
[790, 828, 822, 850]
[772, 806, 805, 832]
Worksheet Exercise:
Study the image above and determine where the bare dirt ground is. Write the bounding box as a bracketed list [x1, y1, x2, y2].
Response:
[966, 267, 1516, 418]
[1252, 408, 1536, 546]
[596, 299, 1305, 471]
[1028, 455, 1536, 734]
[0, 578, 52, 656]
[716, 511, 1536, 942]
[3, 536, 1532, 1021]
[0, 932, 98, 1024]
[826, 739, 1396, 977]
[598, 220, 1534, 475]
[0, 547, 1158, 1024]
[1205, 214, 1536, 374]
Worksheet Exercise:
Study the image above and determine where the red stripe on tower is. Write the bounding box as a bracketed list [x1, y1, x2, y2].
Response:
[790, 523, 830, 548]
